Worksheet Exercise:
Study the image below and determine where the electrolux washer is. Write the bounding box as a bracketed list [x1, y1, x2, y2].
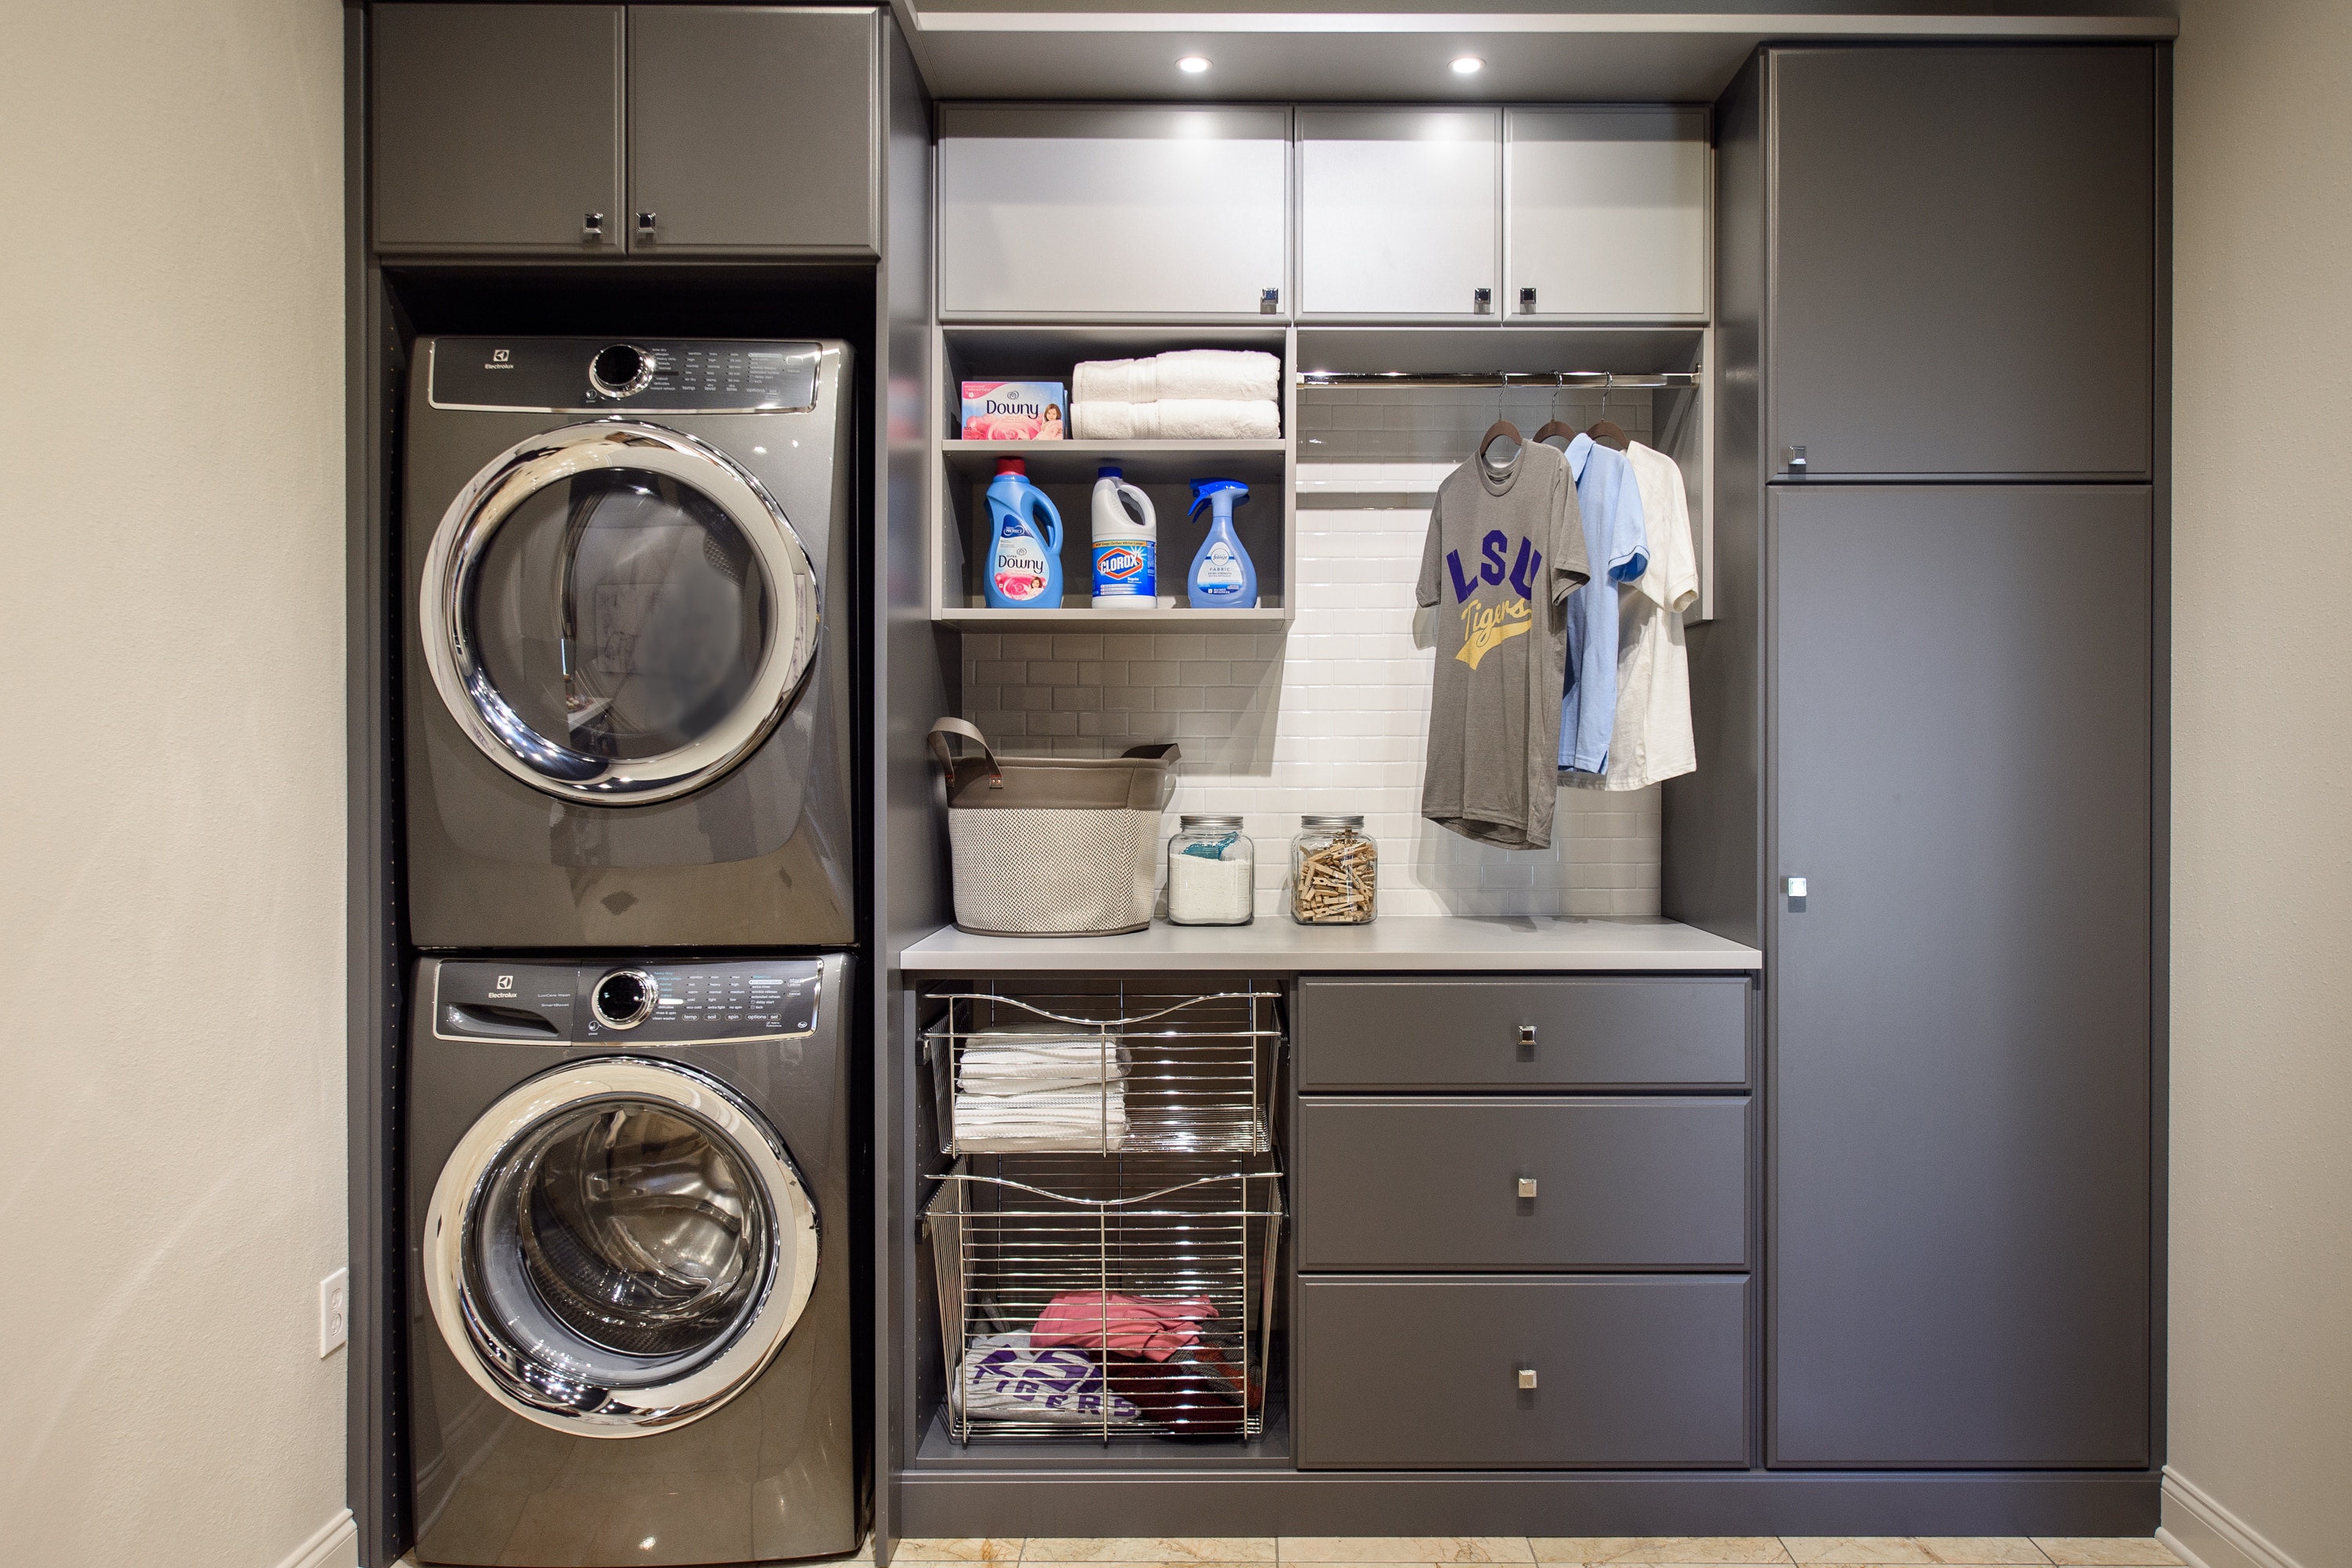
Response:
[402, 337, 856, 949]
[406, 953, 858, 1566]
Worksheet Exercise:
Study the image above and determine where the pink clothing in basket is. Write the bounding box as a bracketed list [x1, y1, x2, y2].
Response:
[1029, 1293, 1217, 1362]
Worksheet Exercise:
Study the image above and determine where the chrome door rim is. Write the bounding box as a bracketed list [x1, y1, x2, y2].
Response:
[421, 419, 820, 804]
[423, 1058, 822, 1436]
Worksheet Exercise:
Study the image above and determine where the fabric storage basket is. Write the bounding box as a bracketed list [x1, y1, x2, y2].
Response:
[929, 718, 1180, 937]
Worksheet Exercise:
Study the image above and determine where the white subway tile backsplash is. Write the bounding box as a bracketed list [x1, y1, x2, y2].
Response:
[956, 500, 1666, 918]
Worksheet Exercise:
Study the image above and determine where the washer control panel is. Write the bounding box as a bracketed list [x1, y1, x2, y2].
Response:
[435, 959, 824, 1043]
[428, 336, 823, 413]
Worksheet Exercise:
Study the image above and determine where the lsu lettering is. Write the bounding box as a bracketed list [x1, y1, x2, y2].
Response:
[1445, 528, 1544, 670]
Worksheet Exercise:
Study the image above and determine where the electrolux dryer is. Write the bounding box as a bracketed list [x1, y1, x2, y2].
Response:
[402, 337, 856, 949]
[407, 953, 858, 1566]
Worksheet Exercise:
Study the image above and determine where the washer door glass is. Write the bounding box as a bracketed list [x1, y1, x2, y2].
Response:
[426, 1060, 821, 1435]
[423, 422, 819, 804]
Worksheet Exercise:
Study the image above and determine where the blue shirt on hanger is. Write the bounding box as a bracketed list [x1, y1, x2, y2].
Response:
[1557, 433, 1650, 772]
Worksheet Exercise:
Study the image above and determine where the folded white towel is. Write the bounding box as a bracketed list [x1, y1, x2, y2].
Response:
[1073, 399, 1279, 441]
[953, 1084, 1129, 1151]
[960, 1039, 1127, 1097]
[1156, 398, 1280, 440]
[1073, 358, 1156, 405]
[1154, 349, 1280, 404]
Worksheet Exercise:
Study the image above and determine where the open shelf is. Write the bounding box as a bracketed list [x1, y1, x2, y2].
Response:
[944, 438, 1287, 486]
[931, 323, 1299, 625]
[912, 1388, 1291, 1472]
[937, 605, 1290, 627]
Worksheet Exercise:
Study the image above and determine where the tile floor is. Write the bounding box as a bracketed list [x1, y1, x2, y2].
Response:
[878, 1539, 2184, 1568]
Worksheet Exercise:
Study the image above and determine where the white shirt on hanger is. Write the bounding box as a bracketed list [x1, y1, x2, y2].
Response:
[1568, 439, 1699, 791]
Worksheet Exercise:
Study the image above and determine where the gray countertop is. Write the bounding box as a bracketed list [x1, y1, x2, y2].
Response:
[898, 915, 1762, 973]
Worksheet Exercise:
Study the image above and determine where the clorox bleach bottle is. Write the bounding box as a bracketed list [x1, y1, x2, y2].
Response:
[1185, 477, 1258, 609]
[982, 457, 1063, 609]
[1090, 466, 1157, 606]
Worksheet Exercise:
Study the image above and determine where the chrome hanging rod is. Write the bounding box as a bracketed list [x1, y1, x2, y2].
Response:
[1295, 368, 1700, 390]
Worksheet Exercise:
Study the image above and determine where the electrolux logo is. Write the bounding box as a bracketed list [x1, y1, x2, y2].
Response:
[484, 347, 514, 370]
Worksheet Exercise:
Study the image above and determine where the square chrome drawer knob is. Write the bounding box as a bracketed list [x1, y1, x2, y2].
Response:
[1517, 1178, 1540, 1200]
[1518, 1368, 1539, 1389]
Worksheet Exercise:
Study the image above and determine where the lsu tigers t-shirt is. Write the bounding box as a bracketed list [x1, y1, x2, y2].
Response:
[1416, 440, 1590, 849]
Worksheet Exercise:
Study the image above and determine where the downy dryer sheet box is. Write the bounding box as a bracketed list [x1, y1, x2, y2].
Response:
[960, 381, 1066, 440]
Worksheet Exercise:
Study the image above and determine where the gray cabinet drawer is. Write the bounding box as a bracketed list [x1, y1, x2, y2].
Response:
[1296, 1098, 1748, 1270]
[1296, 1275, 1750, 1468]
[1296, 976, 1749, 1091]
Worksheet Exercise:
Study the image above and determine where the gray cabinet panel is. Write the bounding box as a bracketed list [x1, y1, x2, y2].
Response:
[628, 6, 877, 255]
[1770, 485, 2153, 1467]
[372, 4, 623, 254]
[1299, 108, 1500, 318]
[1296, 1276, 1749, 1468]
[1298, 1098, 1748, 1271]
[1767, 46, 2155, 477]
[1297, 975, 1749, 1091]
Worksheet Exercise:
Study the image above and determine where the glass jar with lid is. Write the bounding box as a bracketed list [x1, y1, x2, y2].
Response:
[1289, 815, 1377, 924]
[1165, 815, 1255, 925]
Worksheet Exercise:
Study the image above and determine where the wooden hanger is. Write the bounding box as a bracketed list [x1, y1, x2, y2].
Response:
[1532, 419, 1578, 449]
[1585, 418, 1629, 452]
[1478, 419, 1523, 468]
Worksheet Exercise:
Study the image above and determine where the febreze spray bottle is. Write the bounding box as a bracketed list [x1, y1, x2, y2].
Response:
[1090, 466, 1157, 606]
[1185, 478, 1258, 609]
[982, 457, 1064, 609]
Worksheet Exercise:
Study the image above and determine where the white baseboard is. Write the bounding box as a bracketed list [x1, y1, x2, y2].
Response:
[2161, 1467, 2305, 1568]
[273, 1509, 358, 1568]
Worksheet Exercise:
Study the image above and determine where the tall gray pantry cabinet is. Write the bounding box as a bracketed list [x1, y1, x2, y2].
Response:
[1677, 43, 2161, 1470]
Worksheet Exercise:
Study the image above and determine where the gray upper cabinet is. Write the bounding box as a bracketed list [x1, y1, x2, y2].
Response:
[628, 6, 878, 256]
[1299, 108, 1500, 319]
[1766, 46, 2157, 477]
[938, 107, 1288, 318]
[372, 4, 624, 255]
[1506, 108, 1708, 321]
[1769, 484, 2153, 1467]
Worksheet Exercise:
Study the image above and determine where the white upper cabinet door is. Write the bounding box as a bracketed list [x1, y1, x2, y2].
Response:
[1299, 108, 1500, 319]
[938, 106, 1288, 318]
[1507, 107, 1710, 321]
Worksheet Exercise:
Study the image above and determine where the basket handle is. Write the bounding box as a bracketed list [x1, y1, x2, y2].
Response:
[1121, 742, 1181, 809]
[929, 717, 1003, 789]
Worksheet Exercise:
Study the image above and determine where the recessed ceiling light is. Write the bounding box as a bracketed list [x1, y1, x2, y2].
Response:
[1451, 56, 1484, 74]
[1178, 56, 1210, 74]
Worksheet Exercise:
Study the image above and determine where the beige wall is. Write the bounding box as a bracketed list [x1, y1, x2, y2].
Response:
[0, 3, 350, 1567]
[2169, 4, 2352, 1566]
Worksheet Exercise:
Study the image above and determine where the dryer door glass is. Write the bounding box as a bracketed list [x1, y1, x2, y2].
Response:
[423, 422, 820, 805]
[473, 466, 768, 764]
[424, 1060, 822, 1433]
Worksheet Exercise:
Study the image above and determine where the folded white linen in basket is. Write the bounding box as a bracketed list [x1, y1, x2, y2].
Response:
[953, 1085, 1129, 1150]
[1073, 350, 1280, 405]
[959, 1036, 1127, 1096]
[1072, 399, 1280, 441]
[952, 1332, 1143, 1426]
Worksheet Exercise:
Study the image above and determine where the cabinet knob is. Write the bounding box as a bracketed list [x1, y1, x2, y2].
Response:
[1516, 1177, 1539, 1200]
[636, 211, 658, 238]
[1473, 286, 1494, 314]
[1519, 285, 1537, 314]
[582, 211, 604, 241]
[1261, 287, 1280, 313]
[1783, 444, 1808, 474]
[1517, 1023, 1537, 1047]
[1517, 1367, 1539, 1390]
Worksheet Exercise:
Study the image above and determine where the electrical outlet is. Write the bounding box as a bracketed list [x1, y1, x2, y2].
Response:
[319, 1268, 350, 1358]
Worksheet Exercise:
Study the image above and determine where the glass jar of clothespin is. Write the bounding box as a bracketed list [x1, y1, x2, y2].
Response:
[1166, 815, 1255, 925]
[1288, 815, 1377, 925]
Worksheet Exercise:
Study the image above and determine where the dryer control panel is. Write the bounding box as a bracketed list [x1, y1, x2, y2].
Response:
[426, 336, 823, 414]
[434, 959, 824, 1044]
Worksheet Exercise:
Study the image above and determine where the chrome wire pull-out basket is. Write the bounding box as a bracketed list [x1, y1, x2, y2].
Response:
[920, 982, 1283, 1156]
[923, 1156, 1285, 1443]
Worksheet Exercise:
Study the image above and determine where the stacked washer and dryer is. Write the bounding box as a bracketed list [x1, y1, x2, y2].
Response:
[400, 338, 862, 1566]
